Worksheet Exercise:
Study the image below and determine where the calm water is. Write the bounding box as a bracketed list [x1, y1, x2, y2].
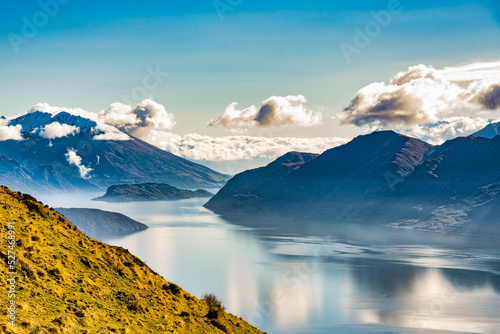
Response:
[38, 192, 500, 334]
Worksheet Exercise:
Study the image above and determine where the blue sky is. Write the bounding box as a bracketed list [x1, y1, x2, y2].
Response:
[1, 0, 499, 138]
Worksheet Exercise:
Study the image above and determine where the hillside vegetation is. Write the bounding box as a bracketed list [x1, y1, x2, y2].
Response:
[0, 186, 264, 334]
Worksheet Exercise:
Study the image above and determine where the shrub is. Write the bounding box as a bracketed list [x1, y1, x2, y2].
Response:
[202, 293, 225, 319]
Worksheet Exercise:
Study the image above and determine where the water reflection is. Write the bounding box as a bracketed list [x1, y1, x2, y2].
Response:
[37, 193, 500, 334]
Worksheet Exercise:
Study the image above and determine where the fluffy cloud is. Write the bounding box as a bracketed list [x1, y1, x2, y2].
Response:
[208, 95, 322, 131]
[39, 122, 79, 140]
[468, 80, 500, 111]
[139, 130, 348, 162]
[342, 62, 500, 128]
[0, 118, 22, 141]
[397, 117, 495, 145]
[98, 99, 175, 137]
[92, 130, 130, 141]
[65, 149, 93, 179]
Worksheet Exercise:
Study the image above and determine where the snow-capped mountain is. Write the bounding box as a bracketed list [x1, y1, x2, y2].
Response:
[0, 108, 229, 193]
[9, 111, 99, 134]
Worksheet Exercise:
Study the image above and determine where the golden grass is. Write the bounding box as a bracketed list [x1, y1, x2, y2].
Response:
[0, 186, 265, 334]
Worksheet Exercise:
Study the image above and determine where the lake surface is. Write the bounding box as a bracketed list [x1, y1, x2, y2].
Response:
[38, 192, 500, 334]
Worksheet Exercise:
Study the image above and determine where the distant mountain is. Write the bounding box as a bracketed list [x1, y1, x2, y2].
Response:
[0, 154, 40, 194]
[55, 208, 148, 238]
[206, 131, 431, 218]
[0, 110, 229, 193]
[93, 183, 213, 202]
[205, 131, 500, 235]
[472, 122, 500, 139]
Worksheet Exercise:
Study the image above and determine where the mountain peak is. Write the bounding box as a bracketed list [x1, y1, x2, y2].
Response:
[471, 122, 500, 139]
[269, 151, 319, 167]
[9, 110, 100, 136]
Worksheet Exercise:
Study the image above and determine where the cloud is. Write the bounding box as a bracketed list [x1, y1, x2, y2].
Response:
[39, 122, 79, 139]
[396, 117, 495, 145]
[98, 99, 175, 137]
[468, 81, 500, 111]
[65, 149, 93, 179]
[0, 118, 22, 141]
[208, 95, 322, 131]
[439, 60, 500, 83]
[139, 130, 348, 162]
[341, 62, 500, 128]
[92, 130, 131, 141]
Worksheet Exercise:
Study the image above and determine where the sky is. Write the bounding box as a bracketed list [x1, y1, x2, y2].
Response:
[1, 0, 500, 171]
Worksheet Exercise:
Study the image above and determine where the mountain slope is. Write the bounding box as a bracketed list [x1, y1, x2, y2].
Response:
[472, 122, 500, 139]
[54, 208, 149, 238]
[0, 154, 42, 194]
[0, 110, 229, 192]
[204, 151, 319, 216]
[0, 186, 264, 334]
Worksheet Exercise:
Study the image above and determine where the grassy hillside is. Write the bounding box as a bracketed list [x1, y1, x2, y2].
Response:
[0, 186, 265, 334]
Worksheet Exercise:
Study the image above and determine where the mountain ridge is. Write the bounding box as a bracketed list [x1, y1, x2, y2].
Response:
[205, 130, 500, 234]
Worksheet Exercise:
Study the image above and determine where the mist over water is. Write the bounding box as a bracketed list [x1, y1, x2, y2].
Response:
[38, 192, 500, 334]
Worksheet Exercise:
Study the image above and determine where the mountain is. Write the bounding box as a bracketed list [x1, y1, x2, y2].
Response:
[472, 122, 500, 139]
[390, 135, 500, 233]
[206, 131, 432, 220]
[0, 110, 229, 192]
[54, 208, 149, 238]
[0, 154, 40, 194]
[93, 183, 213, 202]
[205, 131, 500, 234]
[0, 186, 264, 333]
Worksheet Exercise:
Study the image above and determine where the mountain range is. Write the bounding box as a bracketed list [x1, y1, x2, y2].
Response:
[205, 126, 500, 235]
[0, 110, 228, 193]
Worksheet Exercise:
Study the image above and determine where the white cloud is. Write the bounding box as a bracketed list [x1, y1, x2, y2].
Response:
[65, 148, 93, 179]
[0, 118, 22, 141]
[140, 130, 348, 162]
[39, 122, 79, 139]
[439, 60, 500, 83]
[208, 95, 322, 131]
[342, 61, 500, 129]
[98, 99, 175, 137]
[92, 123, 131, 141]
[92, 131, 131, 141]
[396, 117, 495, 145]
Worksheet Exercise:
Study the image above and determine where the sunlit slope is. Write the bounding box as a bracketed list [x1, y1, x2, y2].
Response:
[0, 186, 264, 334]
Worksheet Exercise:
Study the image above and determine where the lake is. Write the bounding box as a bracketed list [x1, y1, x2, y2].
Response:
[37, 192, 500, 334]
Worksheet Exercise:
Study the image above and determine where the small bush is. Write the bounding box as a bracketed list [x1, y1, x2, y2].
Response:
[202, 293, 225, 319]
